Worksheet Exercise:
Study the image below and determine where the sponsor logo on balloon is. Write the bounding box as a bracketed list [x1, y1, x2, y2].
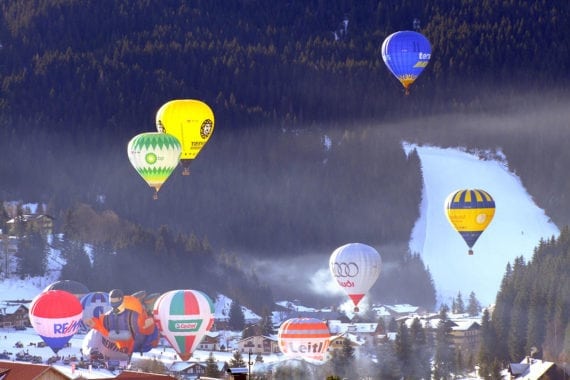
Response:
[169, 319, 202, 332]
[337, 279, 354, 288]
[331, 262, 359, 277]
[282, 341, 327, 354]
[419, 52, 431, 60]
[54, 319, 81, 335]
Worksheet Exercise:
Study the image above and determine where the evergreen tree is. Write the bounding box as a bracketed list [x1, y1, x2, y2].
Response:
[205, 352, 220, 377]
[331, 337, 355, 379]
[15, 225, 48, 277]
[229, 350, 246, 368]
[228, 299, 245, 331]
[59, 238, 92, 283]
[433, 308, 455, 379]
[394, 322, 412, 378]
[453, 291, 465, 314]
[467, 291, 481, 316]
[478, 308, 497, 379]
[409, 317, 431, 379]
[375, 338, 401, 379]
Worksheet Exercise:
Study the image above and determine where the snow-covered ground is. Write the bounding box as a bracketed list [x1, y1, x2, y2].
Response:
[405, 143, 560, 306]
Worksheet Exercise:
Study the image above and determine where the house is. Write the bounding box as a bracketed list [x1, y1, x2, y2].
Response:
[449, 319, 481, 358]
[6, 214, 54, 235]
[196, 331, 220, 351]
[327, 320, 381, 349]
[236, 335, 280, 355]
[226, 367, 248, 380]
[0, 303, 30, 328]
[0, 361, 71, 379]
[505, 357, 564, 379]
[327, 332, 364, 358]
[169, 361, 227, 380]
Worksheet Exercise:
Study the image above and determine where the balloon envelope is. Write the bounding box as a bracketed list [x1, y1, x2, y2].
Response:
[153, 289, 215, 361]
[43, 280, 89, 300]
[444, 189, 495, 255]
[29, 290, 83, 353]
[277, 318, 330, 361]
[329, 243, 382, 311]
[381, 31, 431, 94]
[82, 329, 130, 362]
[127, 132, 181, 198]
[80, 292, 111, 331]
[156, 99, 215, 175]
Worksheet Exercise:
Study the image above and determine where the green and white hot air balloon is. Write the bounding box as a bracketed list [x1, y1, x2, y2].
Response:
[127, 132, 181, 199]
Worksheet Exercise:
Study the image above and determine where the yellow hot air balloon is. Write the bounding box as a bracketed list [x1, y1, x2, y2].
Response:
[127, 132, 181, 199]
[444, 189, 495, 255]
[156, 99, 215, 175]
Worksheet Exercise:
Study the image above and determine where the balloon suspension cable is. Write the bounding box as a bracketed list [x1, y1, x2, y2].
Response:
[468, 249, 474, 255]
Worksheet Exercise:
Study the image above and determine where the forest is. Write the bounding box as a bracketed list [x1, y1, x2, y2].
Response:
[0, 0, 569, 370]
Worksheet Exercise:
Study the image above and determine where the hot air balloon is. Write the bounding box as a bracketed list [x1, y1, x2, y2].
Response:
[152, 289, 215, 361]
[381, 31, 431, 95]
[156, 99, 215, 175]
[277, 318, 330, 362]
[43, 279, 89, 300]
[127, 132, 181, 199]
[80, 291, 111, 331]
[444, 189, 495, 255]
[329, 243, 382, 312]
[29, 290, 83, 354]
[82, 329, 130, 362]
[90, 289, 158, 357]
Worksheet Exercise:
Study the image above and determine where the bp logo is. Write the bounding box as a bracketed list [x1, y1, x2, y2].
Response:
[145, 152, 158, 165]
[200, 119, 213, 139]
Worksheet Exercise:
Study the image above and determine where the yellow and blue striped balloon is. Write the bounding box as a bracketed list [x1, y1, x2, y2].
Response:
[444, 189, 495, 255]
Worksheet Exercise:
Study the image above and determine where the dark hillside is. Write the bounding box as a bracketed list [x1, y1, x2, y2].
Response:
[0, 1, 568, 308]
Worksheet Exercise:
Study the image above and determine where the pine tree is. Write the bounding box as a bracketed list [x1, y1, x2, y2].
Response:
[433, 308, 455, 379]
[15, 225, 48, 277]
[228, 299, 245, 331]
[409, 317, 431, 379]
[229, 350, 246, 368]
[394, 321, 412, 378]
[205, 352, 220, 377]
[454, 291, 465, 314]
[478, 308, 497, 379]
[467, 291, 481, 316]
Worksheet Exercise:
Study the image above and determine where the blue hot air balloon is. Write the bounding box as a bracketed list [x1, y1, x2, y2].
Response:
[381, 31, 431, 95]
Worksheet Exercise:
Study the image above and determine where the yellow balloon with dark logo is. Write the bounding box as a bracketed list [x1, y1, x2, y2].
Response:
[156, 99, 214, 176]
[444, 189, 495, 255]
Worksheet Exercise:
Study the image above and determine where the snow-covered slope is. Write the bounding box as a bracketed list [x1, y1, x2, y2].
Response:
[406, 143, 559, 306]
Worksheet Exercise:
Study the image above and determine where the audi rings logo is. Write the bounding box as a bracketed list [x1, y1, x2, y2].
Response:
[332, 262, 359, 277]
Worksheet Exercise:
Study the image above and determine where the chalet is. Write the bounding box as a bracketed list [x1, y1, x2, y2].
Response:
[0, 303, 30, 328]
[236, 335, 279, 355]
[168, 361, 227, 379]
[196, 331, 221, 351]
[449, 319, 481, 358]
[0, 361, 71, 379]
[505, 357, 564, 379]
[328, 332, 364, 358]
[6, 214, 54, 235]
[327, 320, 381, 349]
